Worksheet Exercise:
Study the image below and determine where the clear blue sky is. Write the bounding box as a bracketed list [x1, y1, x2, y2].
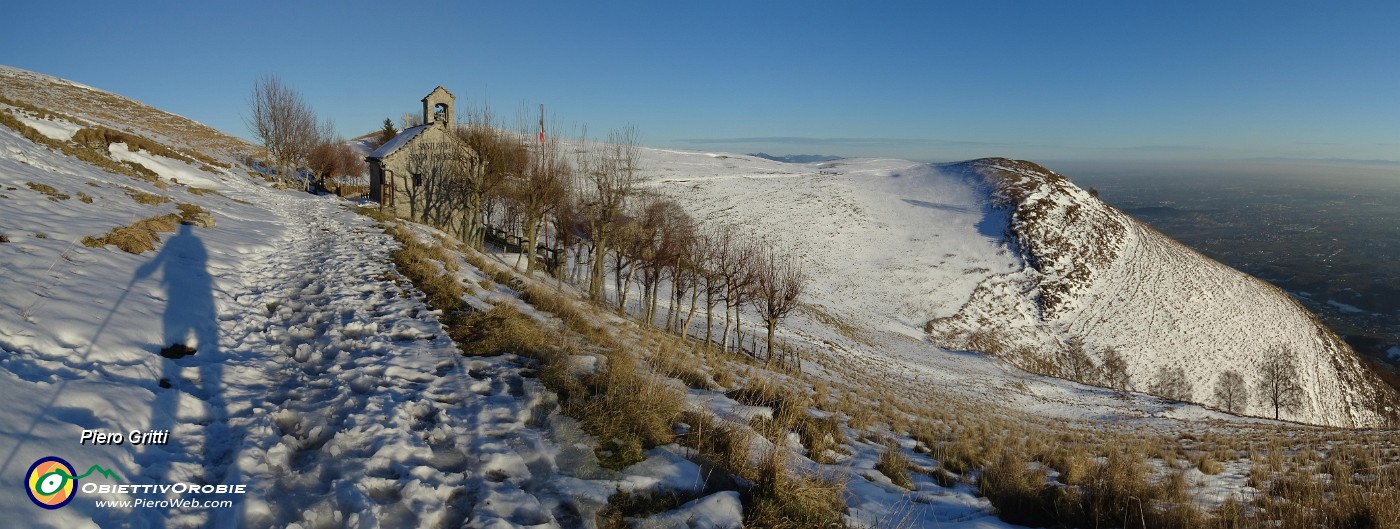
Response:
[3, 1, 1397, 169]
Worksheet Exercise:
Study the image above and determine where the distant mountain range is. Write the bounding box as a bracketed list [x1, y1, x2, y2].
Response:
[748, 152, 843, 163]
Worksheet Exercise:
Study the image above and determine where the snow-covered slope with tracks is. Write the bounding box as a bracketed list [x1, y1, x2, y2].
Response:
[641, 152, 1395, 428]
[0, 66, 732, 528]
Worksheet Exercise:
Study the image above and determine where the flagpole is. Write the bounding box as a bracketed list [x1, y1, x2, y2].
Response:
[538, 103, 548, 266]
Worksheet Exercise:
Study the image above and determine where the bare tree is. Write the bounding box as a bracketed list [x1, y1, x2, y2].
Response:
[658, 204, 696, 333]
[576, 125, 641, 303]
[308, 142, 341, 192]
[753, 245, 806, 365]
[698, 225, 729, 348]
[610, 217, 643, 313]
[457, 102, 522, 249]
[633, 197, 669, 323]
[306, 118, 353, 193]
[551, 196, 582, 282]
[1149, 365, 1193, 402]
[337, 141, 367, 180]
[1257, 346, 1304, 420]
[1213, 369, 1249, 415]
[509, 111, 571, 273]
[625, 196, 690, 325]
[1058, 338, 1099, 384]
[1099, 347, 1131, 392]
[718, 232, 757, 354]
[675, 226, 712, 341]
[246, 75, 318, 188]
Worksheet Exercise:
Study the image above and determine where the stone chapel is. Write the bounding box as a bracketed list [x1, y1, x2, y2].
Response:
[366, 86, 478, 219]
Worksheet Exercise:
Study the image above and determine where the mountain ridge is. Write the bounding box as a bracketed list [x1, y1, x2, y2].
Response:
[926, 158, 1399, 427]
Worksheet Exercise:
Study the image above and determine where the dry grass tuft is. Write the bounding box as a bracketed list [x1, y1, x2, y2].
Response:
[875, 443, 915, 490]
[569, 349, 684, 469]
[678, 410, 756, 475]
[795, 414, 846, 464]
[79, 203, 210, 254]
[25, 182, 69, 201]
[386, 224, 464, 311]
[728, 377, 809, 425]
[980, 449, 1054, 525]
[747, 449, 849, 529]
[677, 410, 849, 528]
[186, 187, 221, 196]
[124, 187, 170, 205]
[0, 108, 66, 149]
[354, 205, 396, 223]
[597, 490, 697, 529]
[81, 213, 181, 254]
[445, 304, 549, 358]
[0, 95, 87, 124]
[1193, 452, 1226, 475]
[519, 284, 591, 333]
[72, 125, 199, 166]
[980, 441, 1206, 529]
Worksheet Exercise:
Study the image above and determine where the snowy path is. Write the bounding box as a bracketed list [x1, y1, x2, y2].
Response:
[137, 193, 586, 528]
[0, 113, 710, 526]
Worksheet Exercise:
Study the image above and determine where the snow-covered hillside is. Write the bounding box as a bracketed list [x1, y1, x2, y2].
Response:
[2, 65, 1034, 529]
[5, 63, 1395, 527]
[638, 151, 1396, 428]
[0, 68, 751, 528]
[930, 159, 1395, 427]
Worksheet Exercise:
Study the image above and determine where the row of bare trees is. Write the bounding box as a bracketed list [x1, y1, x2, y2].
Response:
[597, 210, 809, 364]
[246, 75, 811, 365]
[352, 100, 810, 365]
[1056, 339, 1305, 420]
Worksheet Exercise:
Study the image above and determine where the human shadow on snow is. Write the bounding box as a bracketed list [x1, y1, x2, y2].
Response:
[134, 223, 240, 524]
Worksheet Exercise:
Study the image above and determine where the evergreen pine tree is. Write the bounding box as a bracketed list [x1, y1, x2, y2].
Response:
[377, 118, 396, 146]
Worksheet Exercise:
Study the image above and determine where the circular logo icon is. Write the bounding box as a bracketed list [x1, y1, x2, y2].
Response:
[26, 456, 77, 509]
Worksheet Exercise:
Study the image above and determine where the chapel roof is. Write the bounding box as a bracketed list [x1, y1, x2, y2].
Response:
[367, 124, 430, 160]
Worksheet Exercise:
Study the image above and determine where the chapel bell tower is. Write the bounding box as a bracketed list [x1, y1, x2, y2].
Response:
[422, 86, 455, 126]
